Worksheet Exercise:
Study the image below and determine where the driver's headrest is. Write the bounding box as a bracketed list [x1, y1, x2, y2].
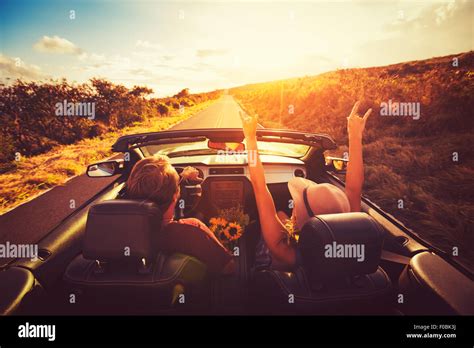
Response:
[298, 212, 385, 280]
[83, 199, 162, 262]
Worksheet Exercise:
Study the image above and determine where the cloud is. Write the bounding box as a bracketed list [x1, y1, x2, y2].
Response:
[0, 54, 45, 81]
[386, 0, 472, 33]
[129, 67, 152, 76]
[360, 0, 473, 66]
[133, 40, 176, 63]
[33, 35, 83, 55]
[434, 0, 459, 25]
[136, 40, 161, 50]
[196, 49, 229, 58]
[78, 52, 109, 69]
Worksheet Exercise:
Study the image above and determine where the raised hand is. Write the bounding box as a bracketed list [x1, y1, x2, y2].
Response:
[239, 111, 258, 140]
[347, 101, 371, 141]
[180, 166, 202, 182]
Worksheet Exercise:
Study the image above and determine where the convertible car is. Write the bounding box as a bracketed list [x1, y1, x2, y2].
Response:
[1, 128, 473, 315]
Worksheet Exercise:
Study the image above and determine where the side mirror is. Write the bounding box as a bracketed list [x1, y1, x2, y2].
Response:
[325, 156, 348, 173]
[87, 159, 124, 177]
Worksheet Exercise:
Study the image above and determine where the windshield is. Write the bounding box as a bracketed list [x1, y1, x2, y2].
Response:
[141, 139, 310, 158]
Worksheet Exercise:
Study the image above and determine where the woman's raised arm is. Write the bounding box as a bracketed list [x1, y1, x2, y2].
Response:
[240, 112, 296, 266]
[345, 102, 371, 212]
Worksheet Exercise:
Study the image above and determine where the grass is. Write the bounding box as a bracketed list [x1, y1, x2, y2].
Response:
[0, 100, 216, 215]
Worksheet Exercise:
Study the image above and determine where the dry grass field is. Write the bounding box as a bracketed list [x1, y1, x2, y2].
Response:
[231, 51, 474, 272]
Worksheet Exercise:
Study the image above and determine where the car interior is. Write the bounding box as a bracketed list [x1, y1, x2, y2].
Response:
[1, 129, 473, 316]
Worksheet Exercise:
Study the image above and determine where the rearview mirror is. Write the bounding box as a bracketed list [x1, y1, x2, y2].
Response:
[87, 159, 124, 177]
[325, 156, 348, 173]
[208, 141, 245, 152]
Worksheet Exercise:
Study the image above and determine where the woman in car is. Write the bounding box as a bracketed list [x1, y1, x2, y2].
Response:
[240, 101, 372, 270]
[126, 155, 236, 275]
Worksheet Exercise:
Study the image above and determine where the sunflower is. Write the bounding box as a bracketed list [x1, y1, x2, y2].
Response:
[223, 222, 243, 241]
[215, 217, 228, 226]
[285, 214, 300, 242]
[210, 217, 227, 227]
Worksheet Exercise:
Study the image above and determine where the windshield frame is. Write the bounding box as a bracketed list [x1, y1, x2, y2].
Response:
[141, 139, 312, 159]
[112, 128, 337, 154]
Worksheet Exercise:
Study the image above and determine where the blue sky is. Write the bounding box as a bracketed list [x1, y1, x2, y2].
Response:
[1, 0, 473, 96]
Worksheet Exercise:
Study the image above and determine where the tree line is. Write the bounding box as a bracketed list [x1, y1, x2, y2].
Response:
[0, 79, 220, 173]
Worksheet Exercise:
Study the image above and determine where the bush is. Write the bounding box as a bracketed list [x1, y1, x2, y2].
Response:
[0, 80, 223, 170]
[157, 103, 169, 115]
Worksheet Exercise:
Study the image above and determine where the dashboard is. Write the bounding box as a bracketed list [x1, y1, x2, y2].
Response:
[170, 154, 306, 185]
[170, 154, 306, 210]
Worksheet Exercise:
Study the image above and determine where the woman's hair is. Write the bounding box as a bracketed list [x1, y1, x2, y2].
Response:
[126, 155, 180, 211]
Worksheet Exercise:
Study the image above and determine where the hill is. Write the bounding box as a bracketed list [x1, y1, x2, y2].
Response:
[231, 51, 474, 272]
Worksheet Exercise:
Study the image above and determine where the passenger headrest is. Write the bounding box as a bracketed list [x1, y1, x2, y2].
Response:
[298, 212, 385, 280]
[83, 199, 162, 262]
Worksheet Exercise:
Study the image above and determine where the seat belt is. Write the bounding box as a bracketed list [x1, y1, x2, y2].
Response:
[380, 250, 411, 265]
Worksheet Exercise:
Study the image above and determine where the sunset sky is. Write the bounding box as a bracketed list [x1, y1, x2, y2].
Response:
[1, 0, 473, 97]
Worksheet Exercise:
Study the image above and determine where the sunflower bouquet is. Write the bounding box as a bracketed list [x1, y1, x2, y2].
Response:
[209, 205, 250, 250]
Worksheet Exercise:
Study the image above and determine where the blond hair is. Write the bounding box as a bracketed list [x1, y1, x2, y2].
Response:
[126, 155, 180, 211]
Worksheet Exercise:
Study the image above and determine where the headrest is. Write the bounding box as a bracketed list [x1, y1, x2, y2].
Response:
[298, 212, 385, 280]
[83, 199, 162, 262]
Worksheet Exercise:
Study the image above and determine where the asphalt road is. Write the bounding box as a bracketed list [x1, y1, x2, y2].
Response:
[172, 94, 244, 129]
[0, 95, 246, 267]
